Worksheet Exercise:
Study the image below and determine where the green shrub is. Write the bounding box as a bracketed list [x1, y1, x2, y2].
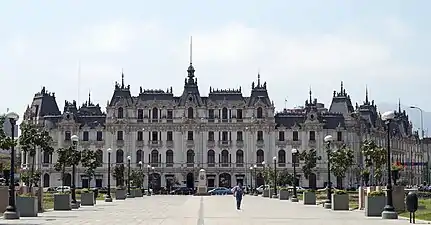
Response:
[335, 190, 347, 195]
[81, 188, 90, 193]
[279, 186, 289, 191]
[368, 191, 385, 197]
[19, 193, 33, 197]
[75, 189, 82, 194]
[305, 189, 316, 192]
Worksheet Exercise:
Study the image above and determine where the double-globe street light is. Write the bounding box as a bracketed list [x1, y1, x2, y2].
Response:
[105, 148, 113, 202]
[127, 156, 133, 198]
[139, 161, 143, 193]
[70, 134, 79, 209]
[291, 148, 299, 202]
[272, 156, 278, 198]
[253, 164, 258, 196]
[146, 165, 154, 196]
[381, 111, 398, 219]
[249, 166, 254, 194]
[3, 111, 19, 220]
[323, 135, 333, 209]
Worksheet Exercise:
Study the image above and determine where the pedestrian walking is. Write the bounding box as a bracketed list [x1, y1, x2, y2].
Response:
[232, 183, 244, 210]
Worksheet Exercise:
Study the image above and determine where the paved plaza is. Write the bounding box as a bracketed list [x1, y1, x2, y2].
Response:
[0, 195, 426, 225]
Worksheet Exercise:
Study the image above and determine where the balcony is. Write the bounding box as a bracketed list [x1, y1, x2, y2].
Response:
[116, 140, 125, 147]
[220, 162, 230, 167]
[136, 140, 144, 147]
[186, 140, 195, 148]
[287, 139, 301, 146]
[276, 140, 287, 147]
[308, 140, 317, 148]
[278, 162, 286, 167]
[236, 140, 244, 148]
[81, 140, 90, 148]
[166, 162, 174, 167]
[208, 118, 215, 123]
[151, 119, 159, 123]
[207, 163, 215, 167]
[218, 140, 232, 148]
[256, 140, 264, 148]
[207, 140, 215, 148]
[95, 140, 105, 148]
[235, 163, 244, 167]
[186, 162, 195, 168]
[148, 140, 163, 148]
[166, 140, 174, 148]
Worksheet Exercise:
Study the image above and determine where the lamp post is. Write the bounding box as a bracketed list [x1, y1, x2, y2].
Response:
[272, 156, 277, 198]
[70, 134, 79, 209]
[291, 148, 299, 202]
[126, 156, 133, 198]
[3, 111, 19, 220]
[262, 161, 266, 190]
[381, 111, 398, 219]
[410, 106, 427, 184]
[253, 164, 258, 196]
[139, 161, 143, 194]
[249, 166, 253, 195]
[105, 148, 113, 202]
[146, 165, 151, 196]
[323, 135, 333, 209]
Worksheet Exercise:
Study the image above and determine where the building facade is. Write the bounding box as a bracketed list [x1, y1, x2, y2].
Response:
[21, 63, 424, 190]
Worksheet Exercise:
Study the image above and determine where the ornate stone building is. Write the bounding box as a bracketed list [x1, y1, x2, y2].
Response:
[21, 63, 424, 190]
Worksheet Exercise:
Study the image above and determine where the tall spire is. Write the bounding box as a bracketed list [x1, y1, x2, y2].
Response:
[365, 85, 369, 104]
[190, 36, 193, 65]
[340, 81, 343, 93]
[257, 72, 261, 87]
[398, 98, 401, 113]
[187, 36, 195, 82]
[88, 90, 91, 104]
[121, 68, 125, 88]
[309, 86, 312, 103]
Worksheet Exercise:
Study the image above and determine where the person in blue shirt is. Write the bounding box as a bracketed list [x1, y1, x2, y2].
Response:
[232, 183, 244, 210]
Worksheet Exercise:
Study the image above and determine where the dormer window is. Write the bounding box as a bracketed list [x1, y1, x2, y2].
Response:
[187, 107, 194, 119]
[117, 107, 124, 119]
[137, 109, 144, 120]
[337, 131, 342, 141]
[309, 131, 315, 141]
[152, 107, 158, 119]
[222, 107, 228, 120]
[257, 107, 263, 118]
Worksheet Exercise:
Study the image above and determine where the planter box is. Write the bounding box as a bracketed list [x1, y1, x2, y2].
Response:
[16, 196, 38, 217]
[80, 192, 95, 206]
[365, 195, 386, 217]
[279, 190, 289, 200]
[331, 194, 349, 210]
[133, 189, 143, 197]
[303, 192, 316, 205]
[115, 189, 126, 200]
[262, 189, 270, 197]
[54, 194, 71, 211]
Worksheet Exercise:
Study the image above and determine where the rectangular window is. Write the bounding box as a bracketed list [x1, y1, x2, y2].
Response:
[257, 131, 263, 141]
[167, 131, 173, 141]
[222, 131, 228, 141]
[152, 131, 158, 141]
[96, 131, 103, 141]
[167, 110, 173, 120]
[208, 109, 215, 119]
[293, 131, 299, 141]
[187, 131, 194, 141]
[117, 131, 123, 141]
[236, 131, 243, 141]
[137, 109, 144, 120]
[278, 131, 285, 141]
[137, 131, 143, 141]
[236, 109, 243, 119]
[309, 131, 315, 141]
[83, 131, 89, 141]
[208, 131, 214, 141]
[65, 131, 71, 141]
[337, 131, 342, 141]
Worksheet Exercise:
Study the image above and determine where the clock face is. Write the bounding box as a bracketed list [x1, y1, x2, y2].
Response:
[200, 175, 205, 180]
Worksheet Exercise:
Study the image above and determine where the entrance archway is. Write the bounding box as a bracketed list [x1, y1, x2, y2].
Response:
[308, 173, 317, 189]
[256, 172, 264, 187]
[186, 173, 194, 189]
[219, 173, 231, 188]
[150, 173, 161, 191]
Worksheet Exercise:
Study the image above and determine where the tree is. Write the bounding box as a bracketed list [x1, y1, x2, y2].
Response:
[299, 149, 321, 180]
[361, 140, 386, 185]
[112, 164, 125, 188]
[81, 149, 101, 188]
[0, 115, 18, 185]
[130, 169, 144, 188]
[54, 147, 73, 188]
[330, 145, 354, 189]
[277, 170, 293, 186]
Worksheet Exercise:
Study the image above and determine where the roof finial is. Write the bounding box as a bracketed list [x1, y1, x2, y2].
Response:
[121, 68, 124, 88]
[257, 71, 261, 87]
[340, 81, 343, 94]
[365, 85, 369, 104]
[398, 98, 401, 113]
[189, 36, 193, 65]
[309, 86, 312, 103]
[88, 90, 91, 104]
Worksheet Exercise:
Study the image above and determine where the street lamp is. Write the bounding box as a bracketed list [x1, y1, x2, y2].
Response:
[127, 155, 132, 198]
[249, 166, 253, 195]
[253, 164, 258, 196]
[262, 161, 266, 190]
[291, 148, 299, 202]
[70, 134, 79, 209]
[410, 106, 427, 183]
[323, 134, 333, 209]
[3, 111, 19, 220]
[272, 156, 277, 198]
[146, 165, 152, 196]
[105, 148, 113, 202]
[381, 110, 398, 219]
[139, 161, 143, 194]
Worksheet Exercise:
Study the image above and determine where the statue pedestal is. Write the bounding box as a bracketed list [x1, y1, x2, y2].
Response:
[195, 169, 210, 196]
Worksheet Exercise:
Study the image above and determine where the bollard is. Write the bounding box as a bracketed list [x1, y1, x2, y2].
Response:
[406, 191, 418, 224]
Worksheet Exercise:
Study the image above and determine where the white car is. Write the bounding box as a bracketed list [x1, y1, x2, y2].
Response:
[56, 186, 71, 192]
[256, 185, 270, 194]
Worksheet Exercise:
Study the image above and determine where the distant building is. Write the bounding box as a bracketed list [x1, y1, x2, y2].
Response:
[21, 64, 424, 189]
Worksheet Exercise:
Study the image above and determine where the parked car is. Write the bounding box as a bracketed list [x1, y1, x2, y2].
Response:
[208, 187, 232, 195]
[56, 186, 71, 192]
[256, 185, 270, 194]
[170, 187, 193, 195]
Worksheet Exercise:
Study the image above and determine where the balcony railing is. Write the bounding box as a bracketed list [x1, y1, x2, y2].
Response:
[136, 140, 144, 147]
[218, 140, 232, 148]
[276, 140, 287, 147]
[207, 140, 215, 148]
[256, 140, 264, 147]
[236, 140, 244, 148]
[148, 140, 163, 148]
[186, 140, 195, 148]
[166, 140, 174, 148]
[116, 140, 125, 147]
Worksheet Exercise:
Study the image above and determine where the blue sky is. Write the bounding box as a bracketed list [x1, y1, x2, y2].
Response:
[1, 0, 430, 119]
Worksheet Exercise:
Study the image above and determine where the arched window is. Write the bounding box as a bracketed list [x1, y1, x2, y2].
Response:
[222, 107, 228, 120]
[187, 107, 194, 119]
[187, 150, 195, 164]
[116, 149, 124, 163]
[236, 150, 244, 164]
[43, 173, 50, 187]
[96, 149, 103, 167]
[151, 150, 159, 166]
[43, 152, 50, 164]
[166, 150, 174, 165]
[118, 107, 124, 119]
[278, 150, 286, 166]
[256, 107, 263, 118]
[152, 107, 158, 119]
[221, 150, 229, 164]
[256, 149, 264, 164]
[136, 150, 143, 164]
[207, 150, 215, 164]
